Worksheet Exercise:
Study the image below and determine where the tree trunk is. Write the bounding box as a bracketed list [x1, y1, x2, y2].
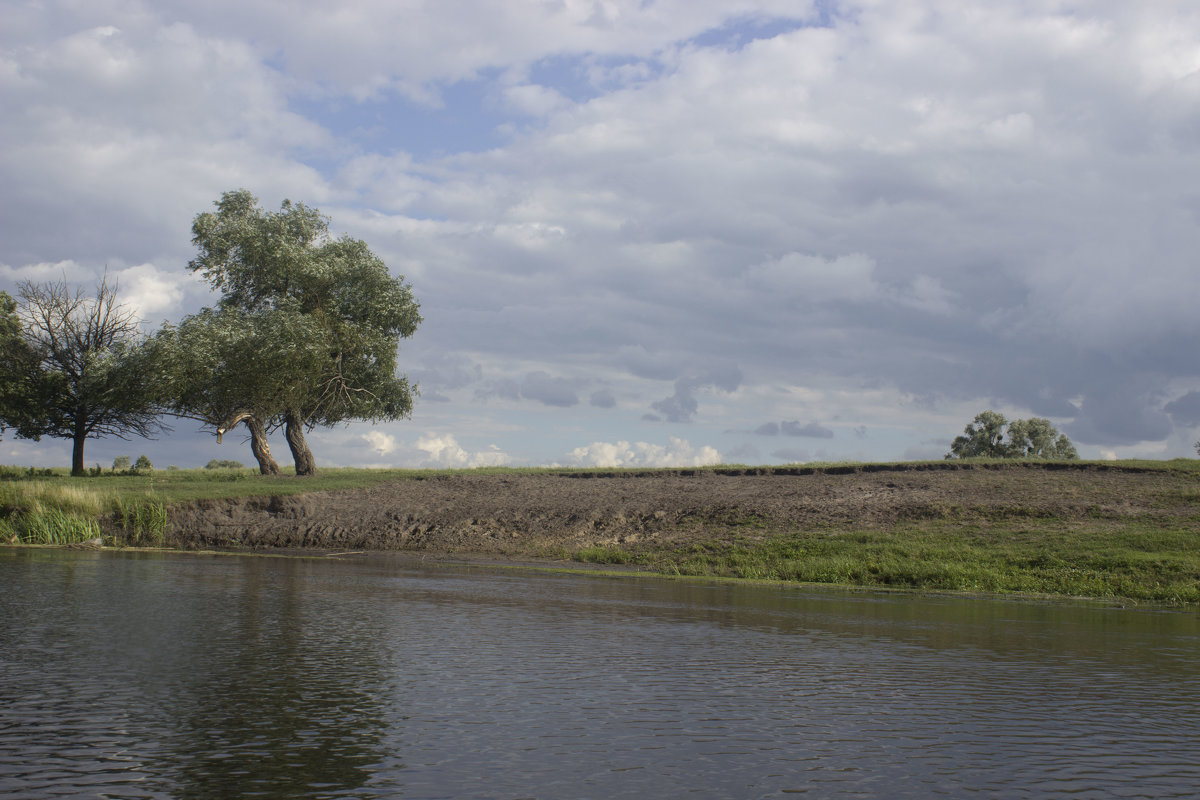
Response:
[285, 412, 317, 476]
[71, 422, 86, 477]
[243, 416, 281, 475]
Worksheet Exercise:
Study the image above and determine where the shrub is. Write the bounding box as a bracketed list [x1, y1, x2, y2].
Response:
[205, 459, 244, 470]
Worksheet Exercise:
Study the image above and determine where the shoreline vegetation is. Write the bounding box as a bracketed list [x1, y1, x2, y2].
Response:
[3, 459, 1199, 606]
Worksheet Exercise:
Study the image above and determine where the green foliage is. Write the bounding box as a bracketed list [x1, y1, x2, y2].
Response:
[116, 496, 167, 546]
[0, 290, 38, 438]
[9, 275, 163, 475]
[947, 411, 1077, 459]
[14, 508, 101, 545]
[205, 459, 245, 470]
[135, 455, 153, 471]
[112, 456, 131, 472]
[175, 189, 423, 473]
[0, 480, 103, 544]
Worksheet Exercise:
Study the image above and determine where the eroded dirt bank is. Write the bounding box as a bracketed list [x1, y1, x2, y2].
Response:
[165, 463, 1196, 557]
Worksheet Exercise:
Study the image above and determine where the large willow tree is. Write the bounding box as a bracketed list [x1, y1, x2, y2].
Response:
[181, 190, 422, 475]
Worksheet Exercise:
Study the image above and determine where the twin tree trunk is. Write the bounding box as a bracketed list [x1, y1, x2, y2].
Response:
[285, 412, 317, 477]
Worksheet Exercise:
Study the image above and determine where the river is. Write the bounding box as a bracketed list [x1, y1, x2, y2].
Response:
[1, 548, 1197, 799]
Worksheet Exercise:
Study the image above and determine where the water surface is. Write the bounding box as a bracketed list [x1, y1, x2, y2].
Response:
[1, 549, 1197, 798]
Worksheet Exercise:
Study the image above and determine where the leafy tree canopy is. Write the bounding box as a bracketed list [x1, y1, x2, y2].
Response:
[0, 290, 38, 438]
[947, 411, 1078, 459]
[179, 189, 422, 475]
[12, 276, 162, 475]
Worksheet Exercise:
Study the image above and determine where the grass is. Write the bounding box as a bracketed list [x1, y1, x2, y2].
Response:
[4, 459, 1200, 604]
[572, 522, 1200, 605]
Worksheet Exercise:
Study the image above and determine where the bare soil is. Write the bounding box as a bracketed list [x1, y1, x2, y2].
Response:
[165, 463, 1197, 557]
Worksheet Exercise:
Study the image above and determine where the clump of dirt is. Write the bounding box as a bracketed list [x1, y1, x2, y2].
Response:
[165, 463, 1197, 557]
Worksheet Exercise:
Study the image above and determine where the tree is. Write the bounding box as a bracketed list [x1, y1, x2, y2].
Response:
[185, 190, 422, 475]
[947, 411, 1078, 459]
[147, 307, 325, 475]
[0, 291, 38, 438]
[14, 274, 163, 476]
[1005, 417, 1078, 459]
[947, 410, 1009, 458]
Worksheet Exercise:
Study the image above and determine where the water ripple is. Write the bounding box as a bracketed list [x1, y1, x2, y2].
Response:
[1, 549, 1199, 799]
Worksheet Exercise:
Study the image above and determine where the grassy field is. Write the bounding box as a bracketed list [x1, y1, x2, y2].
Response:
[573, 520, 1200, 605]
[3, 459, 1200, 605]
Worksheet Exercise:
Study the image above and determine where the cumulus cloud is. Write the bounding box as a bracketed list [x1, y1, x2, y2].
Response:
[416, 433, 509, 468]
[113, 263, 191, 321]
[569, 436, 721, 468]
[362, 431, 397, 456]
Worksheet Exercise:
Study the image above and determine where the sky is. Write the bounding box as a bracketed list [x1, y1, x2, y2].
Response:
[4, 0, 1200, 470]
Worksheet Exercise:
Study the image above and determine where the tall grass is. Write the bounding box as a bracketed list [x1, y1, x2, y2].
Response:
[0, 479, 167, 546]
[0, 481, 105, 544]
[115, 496, 168, 546]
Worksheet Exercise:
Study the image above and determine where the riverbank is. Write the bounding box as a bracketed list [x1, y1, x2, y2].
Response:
[4, 461, 1200, 604]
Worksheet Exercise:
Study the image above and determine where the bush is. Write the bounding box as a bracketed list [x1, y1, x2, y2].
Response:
[135, 455, 153, 471]
[112, 456, 131, 472]
[205, 459, 244, 470]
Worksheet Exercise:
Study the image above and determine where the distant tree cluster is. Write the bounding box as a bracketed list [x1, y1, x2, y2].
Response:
[112, 455, 153, 472]
[205, 459, 244, 470]
[0, 190, 422, 477]
[947, 411, 1078, 459]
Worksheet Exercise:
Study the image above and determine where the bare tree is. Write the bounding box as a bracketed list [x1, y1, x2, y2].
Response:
[18, 273, 163, 476]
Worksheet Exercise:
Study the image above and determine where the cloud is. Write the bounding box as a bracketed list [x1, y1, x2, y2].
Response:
[1066, 385, 1173, 446]
[746, 252, 880, 304]
[416, 433, 509, 468]
[780, 420, 833, 438]
[753, 420, 834, 438]
[1164, 391, 1200, 427]
[113, 263, 191, 321]
[569, 436, 721, 468]
[651, 366, 743, 423]
[589, 388, 616, 408]
[520, 370, 579, 407]
[474, 371, 580, 407]
[6, 2, 1200, 469]
[362, 431, 397, 456]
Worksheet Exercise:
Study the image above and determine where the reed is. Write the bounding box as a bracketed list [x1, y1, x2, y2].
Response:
[115, 496, 169, 546]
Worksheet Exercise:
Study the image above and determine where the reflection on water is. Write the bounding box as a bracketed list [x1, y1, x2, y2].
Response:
[1, 549, 1198, 799]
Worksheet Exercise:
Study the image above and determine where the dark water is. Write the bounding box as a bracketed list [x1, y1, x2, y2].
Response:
[1, 550, 1198, 799]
